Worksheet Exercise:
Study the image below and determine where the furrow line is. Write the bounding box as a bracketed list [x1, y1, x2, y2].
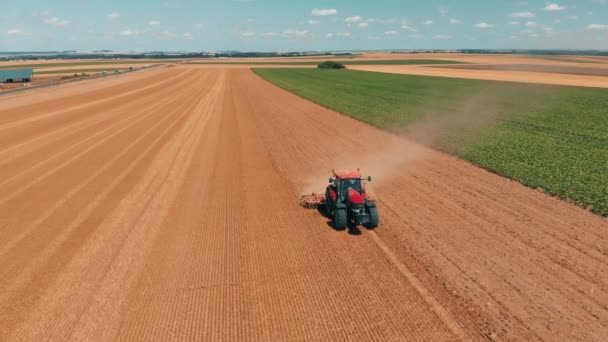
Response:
[0, 70, 187, 132]
[0, 71, 203, 164]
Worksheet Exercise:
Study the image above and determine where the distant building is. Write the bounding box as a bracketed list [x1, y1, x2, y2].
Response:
[0, 68, 33, 82]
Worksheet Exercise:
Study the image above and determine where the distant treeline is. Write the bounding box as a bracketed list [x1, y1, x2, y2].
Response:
[2, 49, 607, 61]
[0, 51, 347, 61]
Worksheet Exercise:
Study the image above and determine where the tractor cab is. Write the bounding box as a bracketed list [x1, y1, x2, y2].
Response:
[331, 171, 368, 203]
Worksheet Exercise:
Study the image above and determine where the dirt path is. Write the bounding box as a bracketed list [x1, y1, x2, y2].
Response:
[0, 68, 606, 341]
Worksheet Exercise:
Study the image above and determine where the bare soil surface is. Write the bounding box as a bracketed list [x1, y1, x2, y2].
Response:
[0, 59, 171, 67]
[0, 68, 606, 341]
[431, 63, 608, 76]
[0, 78, 59, 93]
[1, 66, 165, 95]
[190, 53, 608, 67]
[34, 64, 153, 71]
[349, 64, 608, 88]
[0, 76, 96, 93]
[188, 53, 608, 88]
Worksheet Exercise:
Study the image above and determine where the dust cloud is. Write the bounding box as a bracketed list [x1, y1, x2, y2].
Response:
[299, 86, 513, 196]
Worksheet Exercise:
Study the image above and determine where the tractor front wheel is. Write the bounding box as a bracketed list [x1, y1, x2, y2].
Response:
[365, 206, 379, 229]
[333, 208, 347, 230]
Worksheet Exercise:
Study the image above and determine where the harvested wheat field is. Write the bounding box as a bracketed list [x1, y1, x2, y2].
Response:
[0, 67, 607, 341]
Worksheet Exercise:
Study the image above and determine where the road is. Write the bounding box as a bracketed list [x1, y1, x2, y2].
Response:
[0, 67, 606, 341]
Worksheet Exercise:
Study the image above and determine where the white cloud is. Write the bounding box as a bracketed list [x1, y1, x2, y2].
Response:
[153, 30, 177, 40]
[401, 20, 413, 30]
[384, 30, 398, 35]
[450, 19, 461, 24]
[148, 20, 160, 26]
[247, 18, 255, 23]
[345, 16, 362, 23]
[339, 32, 352, 37]
[587, 24, 608, 30]
[567, 15, 578, 20]
[7, 28, 30, 36]
[423, 20, 433, 25]
[475, 22, 493, 28]
[326, 33, 334, 38]
[119, 29, 138, 37]
[432, 34, 452, 39]
[526, 21, 537, 27]
[183, 32, 193, 40]
[239, 31, 255, 38]
[439, 6, 449, 17]
[409, 33, 424, 39]
[195, 23, 204, 29]
[308, 19, 320, 25]
[509, 11, 535, 18]
[43, 17, 69, 26]
[312, 8, 337, 16]
[509, 21, 521, 25]
[280, 29, 312, 39]
[542, 3, 565, 11]
[263, 30, 312, 39]
[367, 18, 397, 24]
[107, 13, 121, 20]
[359, 22, 369, 28]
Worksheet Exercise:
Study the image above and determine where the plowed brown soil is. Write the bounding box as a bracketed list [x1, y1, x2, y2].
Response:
[349, 65, 608, 88]
[0, 68, 606, 341]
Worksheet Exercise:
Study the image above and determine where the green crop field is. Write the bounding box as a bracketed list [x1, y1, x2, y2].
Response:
[254, 68, 608, 216]
[187, 59, 464, 66]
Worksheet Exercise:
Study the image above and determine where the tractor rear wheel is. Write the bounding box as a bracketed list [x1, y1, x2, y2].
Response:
[365, 206, 379, 228]
[333, 208, 347, 230]
[324, 188, 333, 217]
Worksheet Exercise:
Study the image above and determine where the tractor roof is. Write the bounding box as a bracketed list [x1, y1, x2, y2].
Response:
[334, 170, 362, 179]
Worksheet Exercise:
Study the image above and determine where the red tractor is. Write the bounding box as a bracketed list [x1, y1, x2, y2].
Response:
[301, 170, 379, 230]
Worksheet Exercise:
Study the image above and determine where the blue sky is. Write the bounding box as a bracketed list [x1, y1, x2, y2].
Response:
[1, 1, 607, 51]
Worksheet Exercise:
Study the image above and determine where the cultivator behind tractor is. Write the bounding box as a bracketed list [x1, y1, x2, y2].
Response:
[300, 193, 325, 208]
[301, 169, 379, 230]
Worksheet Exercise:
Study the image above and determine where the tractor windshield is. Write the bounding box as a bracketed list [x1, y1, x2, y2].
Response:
[339, 178, 362, 200]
